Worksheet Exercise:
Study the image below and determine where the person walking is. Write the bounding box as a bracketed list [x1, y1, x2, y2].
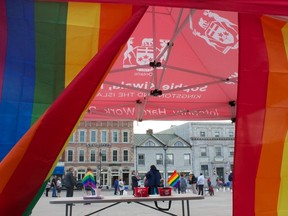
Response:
[188, 173, 198, 194]
[131, 170, 139, 195]
[64, 167, 76, 197]
[197, 173, 205, 196]
[145, 165, 161, 195]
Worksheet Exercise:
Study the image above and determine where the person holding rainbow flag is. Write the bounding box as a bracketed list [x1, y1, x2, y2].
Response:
[82, 167, 97, 197]
[168, 170, 180, 193]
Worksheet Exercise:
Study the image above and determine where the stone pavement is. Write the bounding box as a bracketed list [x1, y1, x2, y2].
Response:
[31, 188, 232, 216]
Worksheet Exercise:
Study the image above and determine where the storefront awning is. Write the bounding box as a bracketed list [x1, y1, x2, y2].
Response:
[52, 166, 64, 175]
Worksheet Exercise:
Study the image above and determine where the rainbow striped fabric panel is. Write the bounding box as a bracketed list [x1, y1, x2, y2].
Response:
[82, 171, 96, 189]
[168, 170, 180, 187]
[0, 1, 146, 215]
[235, 14, 288, 216]
[0, 1, 135, 160]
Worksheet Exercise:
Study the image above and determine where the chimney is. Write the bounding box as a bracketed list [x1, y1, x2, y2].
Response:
[146, 129, 153, 134]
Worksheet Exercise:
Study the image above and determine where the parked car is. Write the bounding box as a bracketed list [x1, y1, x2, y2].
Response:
[75, 180, 83, 190]
[62, 179, 83, 190]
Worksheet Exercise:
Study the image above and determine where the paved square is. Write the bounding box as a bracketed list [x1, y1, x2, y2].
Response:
[32, 188, 232, 216]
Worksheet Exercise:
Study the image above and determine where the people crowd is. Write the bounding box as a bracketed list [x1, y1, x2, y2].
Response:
[45, 176, 62, 197]
[45, 165, 233, 198]
[45, 167, 76, 198]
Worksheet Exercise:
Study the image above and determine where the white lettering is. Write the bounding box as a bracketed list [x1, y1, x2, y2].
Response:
[173, 109, 219, 116]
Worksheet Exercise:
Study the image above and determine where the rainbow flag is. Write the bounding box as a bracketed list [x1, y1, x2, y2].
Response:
[168, 170, 180, 187]
[235, 15, 288, 216]
[82, 171, 96, 189]
[0, 1, 146, 215]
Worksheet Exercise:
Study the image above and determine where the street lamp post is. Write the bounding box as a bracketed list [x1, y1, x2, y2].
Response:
[99, 149, 102, 187]
[163, 145, 168, 187]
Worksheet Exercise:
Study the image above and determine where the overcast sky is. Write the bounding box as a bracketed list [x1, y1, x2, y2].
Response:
[133, 120, 232, 134]
[133, 121, 189, 134]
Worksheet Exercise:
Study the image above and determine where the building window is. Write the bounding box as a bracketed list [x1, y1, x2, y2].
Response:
[101, 131, 108, 143]
[156, 154, 163, 165]
[90, 150, 96, 162]
[77, 169, 86, 180]
[79, 149, 85, 162]
[70, 133, 75, 143]
[174, 141, 184, 146]
[144, 140, 155, 146]
[90, 130, 97, 143]
[201, 165, 209, 177]
[184, 154, 191, 165]
[215, 147, 222, 156]
[167, 154, 174, 165]
[200, 131, 206, 137]
[123, 150, 129, 162]
[200, 147, 207, 157]
[122, 131, 129, 143]
[214, 131, 220, 137]
[229, 131, 234, 137]
[79, 130, 86, 143]
[229, 147, 234, 156]
[67, 150, 73, 162]
[101, 149, 107, 162]
[112, 131, 118, 143]
[112, 150, 118, 162]
[138, 154, 145, 165]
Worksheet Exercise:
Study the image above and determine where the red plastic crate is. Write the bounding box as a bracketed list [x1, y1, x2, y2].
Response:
[134, 187, 149, 197]
[158, 187, 172, 196]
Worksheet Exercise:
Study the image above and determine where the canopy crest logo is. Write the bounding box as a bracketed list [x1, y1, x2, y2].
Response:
[189, 10, 239, 54]
[122, 37, 169, 71]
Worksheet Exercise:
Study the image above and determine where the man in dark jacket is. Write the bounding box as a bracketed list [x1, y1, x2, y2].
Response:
[131, 170, 140, 195]
[228, 171, 233, 189]
[188, 173, 198, 194]
[145, 165, 161, 195]
[64, 167, 76, 197]
[113, 178, 119, 195]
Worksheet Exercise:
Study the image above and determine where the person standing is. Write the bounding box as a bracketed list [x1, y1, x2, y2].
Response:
[56, 177, 62, 197]
[118, 179, 125, 195]
[45, 181, 51, 197]
[113, 178, 119, 195]
[180, 173, 187, 194]
[188, 173, 198, 194]
[51, 176, 57, 197]
[145, 165, 161, 195]
[197, 173, 205, 196]
[131, 170, 139, 195]
[228, 171, 233, 190]
[207, 177, 211, 187]
[82, 167, 96, 196]
[64, 167, 76, 197]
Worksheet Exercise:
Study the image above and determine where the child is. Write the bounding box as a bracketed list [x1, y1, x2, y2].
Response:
[209, 185, 215, 196]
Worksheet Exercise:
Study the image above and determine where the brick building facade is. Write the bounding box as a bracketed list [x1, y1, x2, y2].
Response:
[61, 120, 134, 188]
